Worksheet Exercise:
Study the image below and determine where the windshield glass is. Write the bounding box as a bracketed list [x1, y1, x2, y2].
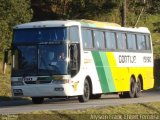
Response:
[13, 27, 67, 43]
[12, 44, 68, 77]
[38, 44, 68, 75]
[12, 46, 37, 76]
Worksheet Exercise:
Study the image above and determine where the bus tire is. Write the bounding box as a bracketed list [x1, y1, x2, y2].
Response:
[135, 78, 142, 98]
[120, 77, 136, 98]
[90, 94, 101, 99]
[128, 77, 136, 98]
[78, 79, 90, 102]
[32, 97, 44, 104]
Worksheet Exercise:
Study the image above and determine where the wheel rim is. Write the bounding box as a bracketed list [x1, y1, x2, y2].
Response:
[130, 78, 136, 98]
[131, 81, 135, 94]
[137, 80, 141, 93]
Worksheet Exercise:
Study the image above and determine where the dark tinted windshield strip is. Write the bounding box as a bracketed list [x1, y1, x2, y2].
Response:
[13, 27, 68, 43]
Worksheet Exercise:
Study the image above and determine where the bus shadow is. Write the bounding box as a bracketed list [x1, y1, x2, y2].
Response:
[0, 96, 32, 107]
[1, 90, 157, 107]
[0, 97, 78, 107]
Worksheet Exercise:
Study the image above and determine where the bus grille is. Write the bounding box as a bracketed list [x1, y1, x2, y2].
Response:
[24, 80, 52, 84]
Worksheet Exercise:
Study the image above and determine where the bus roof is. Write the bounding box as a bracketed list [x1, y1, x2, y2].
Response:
[78, 19, 150, 33]
[13, 20, 80, 29]
[14, 20, 150, 33]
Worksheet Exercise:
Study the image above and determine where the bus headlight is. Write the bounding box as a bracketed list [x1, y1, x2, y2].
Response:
[11, 81, 24, 86]
[52, 75, 71, 84]
[52, 80, 69, 84]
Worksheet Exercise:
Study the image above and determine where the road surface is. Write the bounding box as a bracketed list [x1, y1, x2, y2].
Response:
[0, 90, 160, 114]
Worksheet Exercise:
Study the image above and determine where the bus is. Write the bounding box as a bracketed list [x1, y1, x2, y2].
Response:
[3, 20, 154, 104]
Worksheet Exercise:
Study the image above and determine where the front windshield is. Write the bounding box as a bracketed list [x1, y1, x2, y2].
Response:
[13, 27, 67, 43]
[38, 44, 68, 75]
[12, 44, 68, 77]
[12, 46, 37, 76]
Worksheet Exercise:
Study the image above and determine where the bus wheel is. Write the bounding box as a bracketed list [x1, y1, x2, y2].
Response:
[135, 78, 142, 98]
[90, 94, 101, 99]
[32, 97, 44, 104]
[78, 80, 90, 102]
[128, 77, 136, 98]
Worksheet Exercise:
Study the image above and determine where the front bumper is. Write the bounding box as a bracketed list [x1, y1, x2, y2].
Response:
[12, 83, 80, 97]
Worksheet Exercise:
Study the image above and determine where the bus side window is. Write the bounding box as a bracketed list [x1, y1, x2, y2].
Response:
[69, 26, 80, 42]
[93, 30, 105, 49]
[117, 32, 127, 50]
[145, 34, 151, 50]
[82, 29, 93, 49]
[105, 32, 116, 50]
[137, 34, 146, 50]
[127, 33, 137, 50]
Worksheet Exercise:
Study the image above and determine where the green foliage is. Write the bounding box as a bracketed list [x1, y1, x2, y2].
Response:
[0, 0, 33, 53]
[146, 0, 160, 14]
[30, 0, 160, 34]
[0, 62, 11, 97]
[31, 0, 120, 20]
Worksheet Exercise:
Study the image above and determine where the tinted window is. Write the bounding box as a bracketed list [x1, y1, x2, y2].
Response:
[14, 27, 67, 43]
[94, 31, 105, 49]
[137, 34, 146, 50]
[145, 35, 151, 50]
[38, 44, 68, 75]
[82, 29, 93, 48]
[105, 32, 116, 50]
[70, 26, 79, 42]
[127, 33, 137, 50]
[117, 32, 127, 50]
[12, 46, 37, 76]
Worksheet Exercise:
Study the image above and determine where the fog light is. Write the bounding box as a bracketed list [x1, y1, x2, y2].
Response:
[13, 89, 23, 96]
[55, 87, 64, 91]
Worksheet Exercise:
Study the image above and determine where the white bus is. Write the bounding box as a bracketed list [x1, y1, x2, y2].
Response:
[4, 20, 154, 103]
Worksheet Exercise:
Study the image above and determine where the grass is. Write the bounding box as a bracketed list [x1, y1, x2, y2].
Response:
[0, 62, 28, 101]
[0, 61, 11, 99]
[1, 102, 160, 120]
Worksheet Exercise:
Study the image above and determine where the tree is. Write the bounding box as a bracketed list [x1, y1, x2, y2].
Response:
[31, 0, 119, 21]
[0, 0, 33, 53]
[146, 0, 160, 14]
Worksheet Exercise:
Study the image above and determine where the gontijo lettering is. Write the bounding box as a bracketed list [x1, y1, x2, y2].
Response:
[119, 55, 136, 63]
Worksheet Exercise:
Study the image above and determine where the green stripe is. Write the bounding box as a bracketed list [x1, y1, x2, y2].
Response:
[92, 51, 115, 93]
[80, 22, 90, 27]
[92, 52, 109, 92]
[99, 52, 116, 92]
[88, 23, 96, 27]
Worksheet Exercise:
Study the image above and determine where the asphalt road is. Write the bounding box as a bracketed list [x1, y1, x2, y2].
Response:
[0, 90, 160, 114]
